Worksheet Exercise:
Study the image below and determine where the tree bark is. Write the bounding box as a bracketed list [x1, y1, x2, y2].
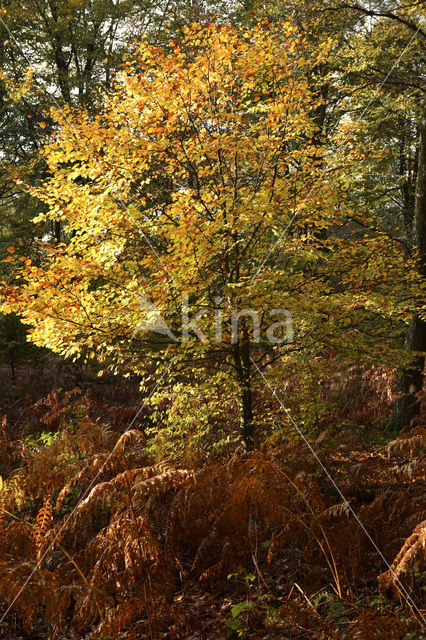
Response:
[240, 381, 254, 450]
[388, 97, 426, 431]
[232, 334, 254, 450]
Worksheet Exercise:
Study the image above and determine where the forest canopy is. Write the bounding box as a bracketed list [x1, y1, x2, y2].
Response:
[0, 2, 424, 639]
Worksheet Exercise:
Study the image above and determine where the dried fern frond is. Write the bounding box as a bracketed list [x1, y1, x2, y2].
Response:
[34, 496, 53, 562]
[378, 519, 425, 600]
[386, 426, 426, 460]
[321, 502, 351, 520]
[132, 465, 195, 501]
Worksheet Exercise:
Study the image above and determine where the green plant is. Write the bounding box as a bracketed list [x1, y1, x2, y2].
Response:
[23, 430, 59, 450]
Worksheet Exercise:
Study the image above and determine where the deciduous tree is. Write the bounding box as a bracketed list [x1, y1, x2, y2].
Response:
[2, 22, 412, 448]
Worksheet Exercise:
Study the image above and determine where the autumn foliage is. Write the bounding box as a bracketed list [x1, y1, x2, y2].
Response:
[0, 13, 424, 640]
[2, 22, 413, 449]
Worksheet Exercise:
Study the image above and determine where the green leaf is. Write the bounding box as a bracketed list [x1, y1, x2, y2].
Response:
[231, 601, 252, 618]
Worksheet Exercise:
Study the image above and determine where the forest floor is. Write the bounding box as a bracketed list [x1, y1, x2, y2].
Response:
[0, 362, 424, 640]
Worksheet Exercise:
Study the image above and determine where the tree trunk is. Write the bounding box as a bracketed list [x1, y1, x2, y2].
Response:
[387, 316, 426, 431]
[240, 381, 254, 450]
[388, 98, 426, 431]
[232, 334, 254, 449]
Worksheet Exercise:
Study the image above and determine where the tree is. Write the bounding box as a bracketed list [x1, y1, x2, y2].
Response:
[268, 1, 426, 431]
[387, 96, 426, 430]
[2, 22, 411, 449]
[326, 1, 426, 430]
[0, 0, 185, 375]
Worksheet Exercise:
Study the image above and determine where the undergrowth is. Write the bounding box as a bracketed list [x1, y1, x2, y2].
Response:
[0, 369, 424, 640]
